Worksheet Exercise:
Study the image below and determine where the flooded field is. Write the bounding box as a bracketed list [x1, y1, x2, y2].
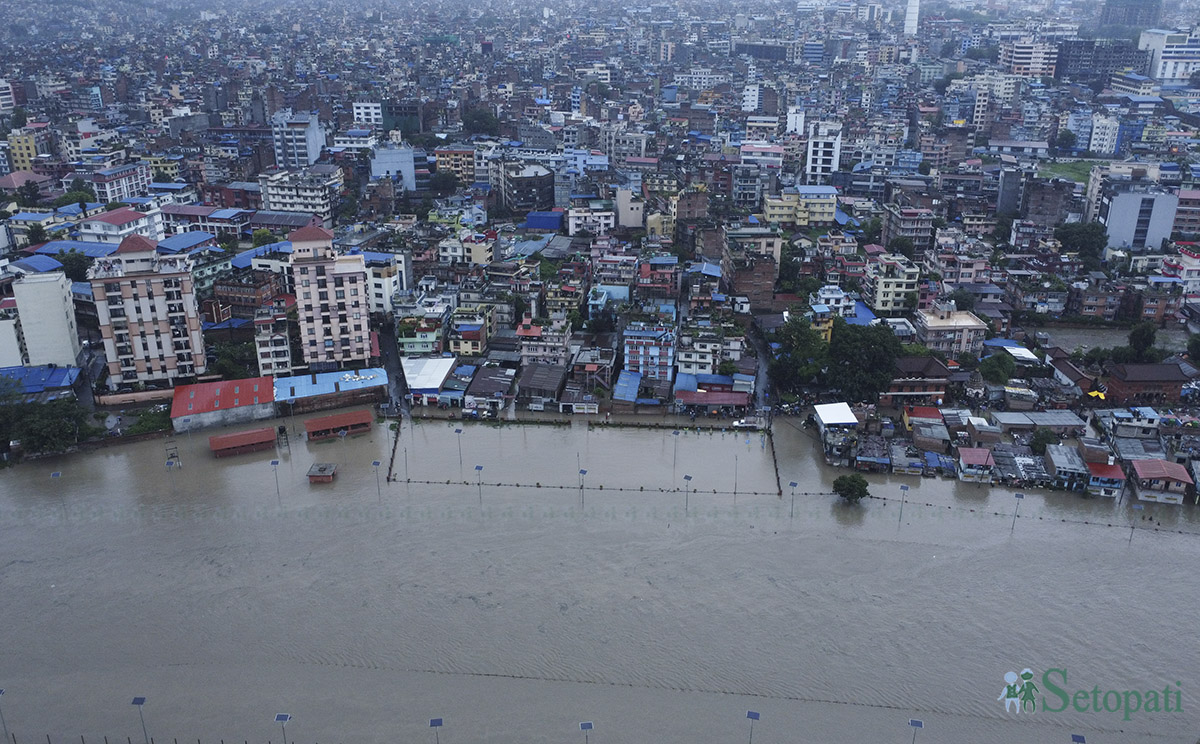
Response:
[0, 414, 1197, 744]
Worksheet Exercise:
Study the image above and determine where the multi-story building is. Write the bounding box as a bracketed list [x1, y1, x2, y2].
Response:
[1139, 28, 1200, 84]
[253, 298, 298, 377]
[362, 252, 410, 315]
[1000, 39, 1058, 78]
[1161, 244, 1200, 293]
[90, 235, 207, 389]
[78, 207, 164, 244]
[762, 185, 837, 227]
[497, 162, 554, 213]
[432, 145, 476, 186]
[804, 121, 842, 185]
[881, 204, 935, 256]
[636, 255, 682, 300]
[863, 253, 921, 317]
[622, 322, 676, 382]
[68, 162, 151, 204]
[271, 109, 324, 169]
[5, 271, 82, 367]
[289, 226, 370, 372]
[1173, 189, 1200, 237]
[6, 125, 54, 172]
[259, 166, 343, 228]
[352, 101, 384, 128]
[447, 304, 493, 358]
[808, 285, 856, 317]
[913, 300, 987, 359]
[213, 269, 283, 318]
[1097, 185, 1178, 253]
[1056, 38, 1151, 82]
[517, 313, 572, 367]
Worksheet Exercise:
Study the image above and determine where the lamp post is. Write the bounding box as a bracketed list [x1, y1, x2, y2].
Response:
[672, 429, 680, 483]
[131, 697, 148, 744]
[429, 718, 443, 744]
[745, 711, 759, 744]
[789, 481, 798, 519]
[274, 714, 291, 744]
[51, 471, 65, 521]
[0, 689, 9, 743]
[683, 474, 692, 514]
[1011, 493, 1024, 532]
[271, 459, 281, 505]
[454, 428, 463, 473]
[579, 721, 593, 744]
[1130, 503, 1144, 544]
[373, 460, 382, 502]
[908, 718, 923, 744]
[475, 464, 484, 504]
[579, 468, 588, 509]
[898, 483, 909, 526]
[734, 454, 738, 499]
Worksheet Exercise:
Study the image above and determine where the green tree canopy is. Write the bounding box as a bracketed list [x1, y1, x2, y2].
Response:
[945, 287, 976, 312]
[56, 250, 92, 282]
[888, 236, 915, 258]
[252, 229, 279, 247]
[832, 474, 870, 503]
[828, 320, 902, 402]
[1054, 222, 1107, 270]
[767, 316, 828, 394]
[1188, 334, 1200, 362]
[11, 107, 27, 128]
[1029, 427, 1057, 455]
[462, 108, 500, 136]
[53, 191, 98, 208]
[430, 170, 459, 196]
[978, 352, 1016, 383]
[1128, 321, 1157, 362]
[68, 177, 95, 197]
[17, 180, 41, 207]
[24, 223, 48, 246]
[11, 399, 100, 454]
[1055, 130, 1077, 150]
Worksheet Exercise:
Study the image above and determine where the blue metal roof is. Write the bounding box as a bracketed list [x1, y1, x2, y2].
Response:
[274, 368, 389, 403]
[71, 281, 92, 297]
[157, 231, 215, 253]
[613, 370, 641, 402]
[36, 240, 119, 258]
[454, 323, 482, 332]
[455, 365, 478, 378]
[149, 182, 190, 191]
[0, 365, 80, 394]
[648, 255, 678, 265]
[231, 241, 292, 269]
[844, 301, 877, 326]
[201, 318, 253, 331]
[10, 255, 63, 273]
[9, 212, 55, 222]
[674, 372, 698, 392]
[54, 202, 103, 216]
[695, 373, 734, 386]
[211, 208, 248, 220]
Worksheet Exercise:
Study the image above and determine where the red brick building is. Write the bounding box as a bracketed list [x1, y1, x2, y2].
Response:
[1105, 363, 1189, 406]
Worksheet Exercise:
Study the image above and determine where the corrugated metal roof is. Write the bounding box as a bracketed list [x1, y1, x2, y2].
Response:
[171, 377, 275, 418]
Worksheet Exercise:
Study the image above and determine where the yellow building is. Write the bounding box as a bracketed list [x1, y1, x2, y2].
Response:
[7, 126, 52, 172]
[139, 154, 182, 180]
[433, 145, 476, 186]
[761, 185, 838, 227]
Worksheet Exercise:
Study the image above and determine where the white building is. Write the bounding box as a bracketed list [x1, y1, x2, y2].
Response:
[78, 207, 165, 244]
[0, 79, 15, 113]
[1089, 114, 1121, 156]
[271, 109, 324, 169]
[352, 101, 384, 128]
[785, 106, 806, 135]
[258, 167, 343, 228]
[904, 0, 920, 36]
[805, 120, 843, 185]
[10, 271, 81, 367]
[289, 226, 371, 371]
[1139, 28, 1200, 85]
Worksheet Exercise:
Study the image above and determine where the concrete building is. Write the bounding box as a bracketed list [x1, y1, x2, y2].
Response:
[271, 109, 324, 169]
[289, 226, 371, 372]
[254, 300, 297, 378]
[1000, 39, 1058, 78]
[1098, 186, 1178, 252]
[259, 166, 343, 228]
[904, 0, 919, 37]
[881, 204, 935, 256]
[11, 271, 81, 368]
[805, 120, 842, 185]
[78, 207, 164, 244]
[863, 253, 921, 317]
[623, 322, 675, 383]
[90, 235, 207, 389]
[914, 300, 987, 359]
[1139, 28, 1200, 85]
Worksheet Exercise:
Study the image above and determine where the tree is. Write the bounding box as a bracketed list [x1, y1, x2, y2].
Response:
[218, 234, 240, 252]
[860, 217, 882, 245]
[11, 399, 99, 454]
[768, 316, 828, 394]
[828, 320, 902, 402]
[56, 250, 92, 282]
[1188, 334, 1200, 362]
[945, 288, 976, 312]
[717, 360, 738, 377]
[1055, 130, 1077, 151]
[430, 171, 459, 196]
[1029, 427, 1058, 455]
[1128, 321, 1157, 361]
[104, 202, 127, 211]
[917, 160, 932, 175]
[152, 169, 172, 183]
[832, 474, 870, 503]
[978, 352, 1016, 383]
[25, 223, 47, 246]
[11, 107, 27, 129]
[252, 229, 279, 247]
[462, 108, 500, 136]
[68, 177, 94, 197]
[888, 236, 915, 259]
[53, 191, 98, 208]
[1054, 222, 1107, 270]
[17, 180, 41, 207]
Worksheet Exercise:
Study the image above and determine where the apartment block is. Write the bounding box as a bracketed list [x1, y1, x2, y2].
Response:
[290, 226, 371, 372]
[90, 235, 207, 389]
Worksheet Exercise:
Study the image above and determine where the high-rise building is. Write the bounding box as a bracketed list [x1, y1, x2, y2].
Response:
[11, 272, 82, 368]
[805, 120, 842, 185]
[90, 235, 207, 389]
[1101, 0, 1161, 28]
[1139, 28, 1200, 84]
[289, 226, 371, 372]
[270, 109, 324, 169]
[904, 0, 919, 37]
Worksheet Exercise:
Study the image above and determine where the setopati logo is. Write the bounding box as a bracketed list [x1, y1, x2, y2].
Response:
[999, 668, 1183, 721]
